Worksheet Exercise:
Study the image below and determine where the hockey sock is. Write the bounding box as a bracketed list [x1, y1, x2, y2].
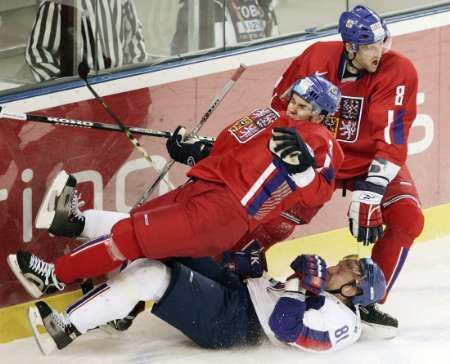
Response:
[82, 210, 129, 239]
[67, 259, 170, 333]
[372, 199, 424, 301]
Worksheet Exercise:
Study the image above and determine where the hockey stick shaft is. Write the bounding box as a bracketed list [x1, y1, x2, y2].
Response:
[78, 62, 154, 164]
[133, 63, 247, 208]
[0, 107, 215, 142]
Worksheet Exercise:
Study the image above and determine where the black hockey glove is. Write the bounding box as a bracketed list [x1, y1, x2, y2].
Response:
[166, 126, 213, 166]
[269, 127, 316, 174]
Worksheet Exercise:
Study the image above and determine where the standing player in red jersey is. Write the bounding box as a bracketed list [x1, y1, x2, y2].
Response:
[271, 5, 424, 331]
[8, 76, 344, 298]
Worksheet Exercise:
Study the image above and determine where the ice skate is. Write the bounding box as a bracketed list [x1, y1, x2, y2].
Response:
[35, 170, 85, 237]
[359, 303, 398, 339]
[7, 251, 65, 298]
[28, 301, 80, 355]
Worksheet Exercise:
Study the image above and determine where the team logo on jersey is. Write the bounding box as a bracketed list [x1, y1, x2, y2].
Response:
[229, 108, 279, 143]
[323, 96, 364, 143]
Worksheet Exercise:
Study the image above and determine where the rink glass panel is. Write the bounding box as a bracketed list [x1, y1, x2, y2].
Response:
[0, 0, 448, 90]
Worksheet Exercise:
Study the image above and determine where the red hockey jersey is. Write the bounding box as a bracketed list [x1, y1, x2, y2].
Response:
[188, 108, 344, 229]
[272, 41, 418, 179]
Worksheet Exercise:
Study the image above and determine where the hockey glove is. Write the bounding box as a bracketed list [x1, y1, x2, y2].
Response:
[288, 254, 327, 295]
[166, 126, 213, 166]
[348, 179, 386, 245]
[268, 127, 316, 174]
[222, 240, 267, 279]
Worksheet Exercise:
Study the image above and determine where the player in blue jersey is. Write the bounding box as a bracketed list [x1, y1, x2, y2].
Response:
[28, 242, 385, 355]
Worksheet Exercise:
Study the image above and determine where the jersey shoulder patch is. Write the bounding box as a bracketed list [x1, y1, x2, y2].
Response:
[229, 108, 279, 143]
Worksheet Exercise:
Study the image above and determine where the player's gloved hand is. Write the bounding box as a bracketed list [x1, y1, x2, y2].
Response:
[222, 240, 267, 278]
[348, 179, 386, 245]
[268, 127, 316, 174]
[166, 126, 213, 166]
[287, 254, 327, 295]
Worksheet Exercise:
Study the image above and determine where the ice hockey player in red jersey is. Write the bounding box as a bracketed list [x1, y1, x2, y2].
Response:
[271, 5, 424, 331]
[26, 245, 386, 355]
[8, 75, 344, 300]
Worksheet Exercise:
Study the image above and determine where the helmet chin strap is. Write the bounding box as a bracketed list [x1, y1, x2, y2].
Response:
[344, 45, 364, 76]
[326, 281, 358, 299]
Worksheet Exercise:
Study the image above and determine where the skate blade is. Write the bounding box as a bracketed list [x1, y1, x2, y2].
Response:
[361, 321, 398, 340]
[7, 254, 43, 298]
[27, 306, 57, 355]
[35, 170, 70, 229]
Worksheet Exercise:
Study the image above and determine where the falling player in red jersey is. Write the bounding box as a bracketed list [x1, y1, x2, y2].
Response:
[271, 5, 424, 331]
[8, 75, 344, 298]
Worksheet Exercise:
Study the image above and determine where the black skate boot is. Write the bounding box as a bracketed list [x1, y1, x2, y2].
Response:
[359, 304, 398, 339]
[28, 301, 80, 355]
[7, 251, 65, 298]
[35, 170, 85, 238]
[107, 300, 146, 331]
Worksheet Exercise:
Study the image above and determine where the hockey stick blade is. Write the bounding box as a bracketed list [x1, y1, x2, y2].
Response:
[78, 61, 90, 81]
[28, 306, 57, 355]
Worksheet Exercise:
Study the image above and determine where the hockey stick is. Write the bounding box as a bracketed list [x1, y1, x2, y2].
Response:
[133, 63, 247, 208]
[77, 61, 154, 165]
[0, 107, 215, 143]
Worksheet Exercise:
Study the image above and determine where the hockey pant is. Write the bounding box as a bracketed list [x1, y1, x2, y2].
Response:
[55, 180, 249, 284]
[152, 258, 262, 348]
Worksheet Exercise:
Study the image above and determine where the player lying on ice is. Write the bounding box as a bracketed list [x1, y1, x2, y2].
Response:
[8, 74, 344, 297]
[27, 242, 386, 355]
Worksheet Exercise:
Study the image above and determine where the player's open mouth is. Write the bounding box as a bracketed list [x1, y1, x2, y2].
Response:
[372, 59, 379, 67]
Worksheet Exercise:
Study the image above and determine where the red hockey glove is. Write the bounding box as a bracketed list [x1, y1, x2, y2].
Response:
[348, 179, 386, 245]
[287, 254, 327, 295]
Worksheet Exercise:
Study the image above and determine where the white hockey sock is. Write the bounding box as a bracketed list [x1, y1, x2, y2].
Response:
[82, 209, 129, 239]
[67, 259, 170, 333]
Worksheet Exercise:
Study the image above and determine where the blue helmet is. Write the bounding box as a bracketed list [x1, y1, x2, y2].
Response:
[338, 5, 389, 45]
[352, 258, 386, 306]
[291, 75, 341, 116]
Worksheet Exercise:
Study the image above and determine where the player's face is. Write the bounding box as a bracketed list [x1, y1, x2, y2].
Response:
[287, 94, 320, 122]
[326, 257, 362, 292]
[353, 40, 384, 73]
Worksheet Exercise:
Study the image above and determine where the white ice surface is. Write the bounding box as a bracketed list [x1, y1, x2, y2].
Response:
[2, 236, 450, 364]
